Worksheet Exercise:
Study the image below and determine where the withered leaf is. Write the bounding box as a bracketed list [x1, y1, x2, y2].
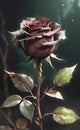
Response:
[16, 117, 27, 129]
[0, 126, 12, 130]
[1, 95, 22, 108]
[4, 70, 34, 92]
[44, 89, 64, 100]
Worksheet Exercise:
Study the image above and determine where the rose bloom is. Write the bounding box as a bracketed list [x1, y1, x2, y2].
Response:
[11, 17, 66, 60]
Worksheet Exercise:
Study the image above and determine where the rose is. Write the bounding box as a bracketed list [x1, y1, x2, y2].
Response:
[20, 17, 60, 59]
[11, 17, 66, 59]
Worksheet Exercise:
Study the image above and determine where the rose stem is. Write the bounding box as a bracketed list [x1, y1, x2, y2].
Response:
[36, 59, 43, 130]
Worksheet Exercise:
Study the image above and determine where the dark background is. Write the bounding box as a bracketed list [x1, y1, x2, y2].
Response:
[0, 0, 80, 130]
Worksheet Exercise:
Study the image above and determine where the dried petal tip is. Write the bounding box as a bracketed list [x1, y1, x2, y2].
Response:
[8, 29, 25, 42]
[54, 22, 61, 28]
[58, 30, 66, 41]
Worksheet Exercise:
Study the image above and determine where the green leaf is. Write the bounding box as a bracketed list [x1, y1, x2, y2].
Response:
[4, 70, 34, 92]
[53, 107, 79, 125]
[1, 95, 22, 108]
[53, 64, 77, 87]
[19, 100, 34, 122]
[44, 89, 64, 100]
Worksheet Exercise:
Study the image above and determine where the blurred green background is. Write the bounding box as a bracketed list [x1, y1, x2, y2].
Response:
[0, 0, 80, 130]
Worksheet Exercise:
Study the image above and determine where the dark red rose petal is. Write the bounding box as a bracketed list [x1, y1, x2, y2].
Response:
[19, 17, 61, 59]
